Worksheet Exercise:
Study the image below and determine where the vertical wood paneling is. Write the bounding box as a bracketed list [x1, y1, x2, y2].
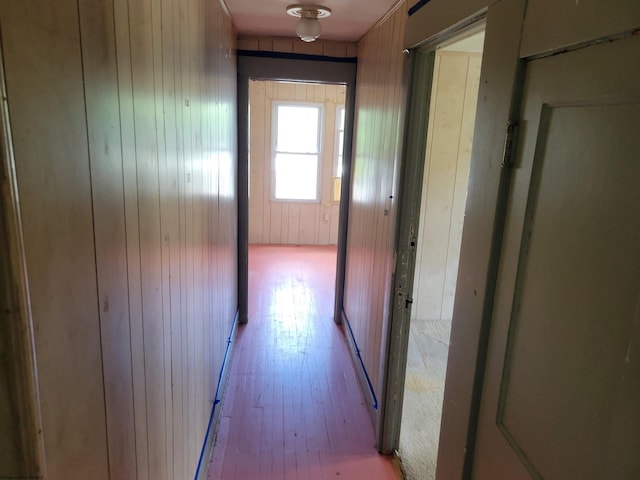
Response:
[0, 2, 110, 478]
[112, 0, 151, 476]
[0, 0, 238, 478]
[158, 0, 181, 475]
[248, 80, 344, 245]
[412, 51, 481, 323]
[77, 1, 137, 477]
[258, 38, 273, 52]
[154, 0, 173, 474]
[442, 54, 481, 316]
[293, 39, 324, 56]
[288, 206, 300, 244]
[238, 35, 357, 58]
[343, 0, 408, 404]
[130, 2, 168, 477]
[272, 38, 294, 53]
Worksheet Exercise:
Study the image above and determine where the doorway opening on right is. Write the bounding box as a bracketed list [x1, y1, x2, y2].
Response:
[399, 27, 485, 480]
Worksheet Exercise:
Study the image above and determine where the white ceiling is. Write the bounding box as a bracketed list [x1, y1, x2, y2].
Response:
[224, 0, 402, 42]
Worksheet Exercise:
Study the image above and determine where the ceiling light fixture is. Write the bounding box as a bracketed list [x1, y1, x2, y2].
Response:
[286, 4, 332, 43]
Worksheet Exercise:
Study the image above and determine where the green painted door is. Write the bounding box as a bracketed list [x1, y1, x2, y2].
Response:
[472, 34, 640, 479]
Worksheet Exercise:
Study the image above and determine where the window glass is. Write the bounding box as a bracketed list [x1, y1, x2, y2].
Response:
[336, 106, 346, 177]
[274, 153, 319, 200]
[276, 105, 320, 153]
[273, 104, 321, 201]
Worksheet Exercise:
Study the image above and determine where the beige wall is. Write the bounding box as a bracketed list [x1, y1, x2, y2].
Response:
[411, 51, 482, 322]
[238, 35, 357, 57]
[0, 0, 237, 478]
[249, 80, 344, 245]
[343, 0, 408, 404]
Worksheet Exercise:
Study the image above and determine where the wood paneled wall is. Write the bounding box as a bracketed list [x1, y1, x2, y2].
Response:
[238, 35, 357, 58]
[249, 80, 344, 245]
[0, 0, 237, 478]
[343, 0, 408, 403]
[412, 51, 482, 322]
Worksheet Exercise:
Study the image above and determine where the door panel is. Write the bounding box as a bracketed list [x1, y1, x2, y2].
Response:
[520, 0, 640, 58]
[473, 34, 640, 479]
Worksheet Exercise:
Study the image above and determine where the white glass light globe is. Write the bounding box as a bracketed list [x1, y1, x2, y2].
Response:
[296, 17, 322, 42]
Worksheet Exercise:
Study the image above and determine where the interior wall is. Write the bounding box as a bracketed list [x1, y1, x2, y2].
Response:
[411, 51, 482, 323]
[238, 35, 357, 58]
[400, 49, 481, 480]
[343, 0, 408, 407]
[248, 80, 344, 245]
[0, 0, 237, 478]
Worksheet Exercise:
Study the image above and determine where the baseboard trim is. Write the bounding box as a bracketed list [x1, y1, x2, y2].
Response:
[341, 308, 379, 421]
[194, 310, 239, 480]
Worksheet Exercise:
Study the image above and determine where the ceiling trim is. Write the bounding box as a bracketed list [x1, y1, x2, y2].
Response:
[237, 54, 356, 84]
[362, 0, 408, 41]
[238, 50, 356, 64]
[218, 0, 233, 21]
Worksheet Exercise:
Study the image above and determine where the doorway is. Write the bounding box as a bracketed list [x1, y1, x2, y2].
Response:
[247, 80, 345, 247]
[246, 78, 346, 331]
[386, 27, 486, 479]
[246, 78, 345, 337]
[236, 52, 356, 328]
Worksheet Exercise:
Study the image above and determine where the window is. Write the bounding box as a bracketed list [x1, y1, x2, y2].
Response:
[273, 103, 322, 201]
[332, 105, 346, 202]
[335, 105, 346, 177]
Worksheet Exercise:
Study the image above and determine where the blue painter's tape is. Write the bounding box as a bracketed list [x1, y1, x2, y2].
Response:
[342, 310, 378, 410]
[193, 312, 238, 479]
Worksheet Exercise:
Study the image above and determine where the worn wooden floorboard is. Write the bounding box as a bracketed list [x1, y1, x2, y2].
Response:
[207, 245, 401, 479]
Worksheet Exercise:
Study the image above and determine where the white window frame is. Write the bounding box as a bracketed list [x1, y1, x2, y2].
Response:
[334, 104, 346, 178]
[271, 101, 324, 202]
[331, 104, 346, 203]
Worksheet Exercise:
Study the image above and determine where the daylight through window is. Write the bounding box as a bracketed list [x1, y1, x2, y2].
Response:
[273, 103, 322, 201]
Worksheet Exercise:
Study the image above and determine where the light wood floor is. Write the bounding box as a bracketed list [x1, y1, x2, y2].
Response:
[207, 245, 402, 479]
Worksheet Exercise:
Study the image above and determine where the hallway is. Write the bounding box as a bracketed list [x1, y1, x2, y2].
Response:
[207, 245, 402, 479]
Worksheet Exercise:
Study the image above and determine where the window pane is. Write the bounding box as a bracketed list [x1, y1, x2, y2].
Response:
[274, 153, 318, 200]
[335, 106, 346, 177]
[277, 105, 319, 153]
[337, 133, 344, 176]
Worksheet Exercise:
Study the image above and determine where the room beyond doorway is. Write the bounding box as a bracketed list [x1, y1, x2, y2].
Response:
[247, 80, 345, 246]
[398, 27, 485, 480]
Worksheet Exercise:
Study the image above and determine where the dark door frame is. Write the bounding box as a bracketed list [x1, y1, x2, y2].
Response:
[237, 51, 357, 325]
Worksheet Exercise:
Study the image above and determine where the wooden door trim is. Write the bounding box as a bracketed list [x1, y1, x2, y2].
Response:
[378, 46, 436, 454]
[436, 1, 528, 478]
[0, 39, 47, 477]
[377, 2, 528, 473]
[380, 13, 491, 455]
[373, 0, 532, 476]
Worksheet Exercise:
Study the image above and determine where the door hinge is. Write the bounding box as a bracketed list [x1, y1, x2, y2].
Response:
[501, 121, 520, 168]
